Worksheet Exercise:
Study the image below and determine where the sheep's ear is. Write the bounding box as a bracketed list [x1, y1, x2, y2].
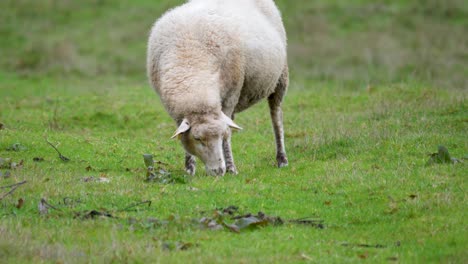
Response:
[222, 113, 242, 130]
[171, 119, 190, 139]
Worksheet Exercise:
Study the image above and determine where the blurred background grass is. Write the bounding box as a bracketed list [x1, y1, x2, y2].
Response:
[0, 0, 467, 90]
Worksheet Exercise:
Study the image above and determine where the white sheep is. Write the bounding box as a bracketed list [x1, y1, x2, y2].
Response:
[147, 0, 289, 176]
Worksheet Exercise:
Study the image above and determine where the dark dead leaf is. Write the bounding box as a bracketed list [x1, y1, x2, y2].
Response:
[358, 252, 369, 259]
[75, 210, 114, 219]
[85, 165, 93, 171]
[224, 212, 283, 231]
[219, 205, 238, 215]
[232, 212, 284, 226]
[16, 198, 24, 209]
[197, 207, 323, 233]
[222, 222, 241, 233]
[234, 216, 269, 230]
[387, 257, 398, 261]
[128, 207, 323, 235]
[176, 241, 196, 251]
[143, 154, 154, 167]
[33, 157, 44, 162]
[6, 143, 27, 152]
[409, 194, 417, 199]
[257, 212, 284, 226]
[427, 145, 463, 165]
[0, 123, 4, 130]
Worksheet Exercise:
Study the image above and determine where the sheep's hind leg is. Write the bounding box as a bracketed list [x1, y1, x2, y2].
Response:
[268, 65, 289, 168]
[223, 129, 238, 174]
[185, 153, 196, 176]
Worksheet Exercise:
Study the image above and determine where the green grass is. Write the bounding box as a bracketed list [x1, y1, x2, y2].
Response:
[1, 0, 467, 263]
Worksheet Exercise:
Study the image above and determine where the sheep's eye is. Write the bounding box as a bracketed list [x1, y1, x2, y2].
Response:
[193, 136, 201, 141]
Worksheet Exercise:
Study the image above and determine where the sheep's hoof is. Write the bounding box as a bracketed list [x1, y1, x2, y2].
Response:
[277, 155, 288, 168]
[185, 166, 196, 176]
[185, 156, 196, 176]
[226, 165, 238, 175]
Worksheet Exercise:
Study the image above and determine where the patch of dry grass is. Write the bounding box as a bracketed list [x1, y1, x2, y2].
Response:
[283, 0, 468, 89]
[0, 0, 466, 89]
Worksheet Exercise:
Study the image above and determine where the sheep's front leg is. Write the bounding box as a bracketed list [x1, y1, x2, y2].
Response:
[223, 129, 238, 174]
[185, 153, 196, 175]
[268, 65, 289, 168]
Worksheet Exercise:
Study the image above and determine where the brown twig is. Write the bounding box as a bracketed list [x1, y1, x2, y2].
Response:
[44, 137, 70, 162]
[341, 243, 386, 248]
[41, 198, 62, 211]
[0, 181, 27, 200]
[288, 217, 325, 229]
[0, 180, 27, 189]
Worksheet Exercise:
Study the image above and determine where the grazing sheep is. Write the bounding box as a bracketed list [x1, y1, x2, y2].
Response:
[147, 0, 289, 176]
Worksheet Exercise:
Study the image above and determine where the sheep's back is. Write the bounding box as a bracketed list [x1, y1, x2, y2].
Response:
[147, 0, 287, 115]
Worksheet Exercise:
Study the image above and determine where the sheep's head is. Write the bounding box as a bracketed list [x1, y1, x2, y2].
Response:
[172, 112, 242, 176]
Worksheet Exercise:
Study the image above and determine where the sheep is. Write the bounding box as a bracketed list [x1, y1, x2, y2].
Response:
[147, 0, 289, 176]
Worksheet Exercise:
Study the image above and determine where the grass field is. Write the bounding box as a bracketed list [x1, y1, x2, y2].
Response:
[1, 0, 467, 263]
